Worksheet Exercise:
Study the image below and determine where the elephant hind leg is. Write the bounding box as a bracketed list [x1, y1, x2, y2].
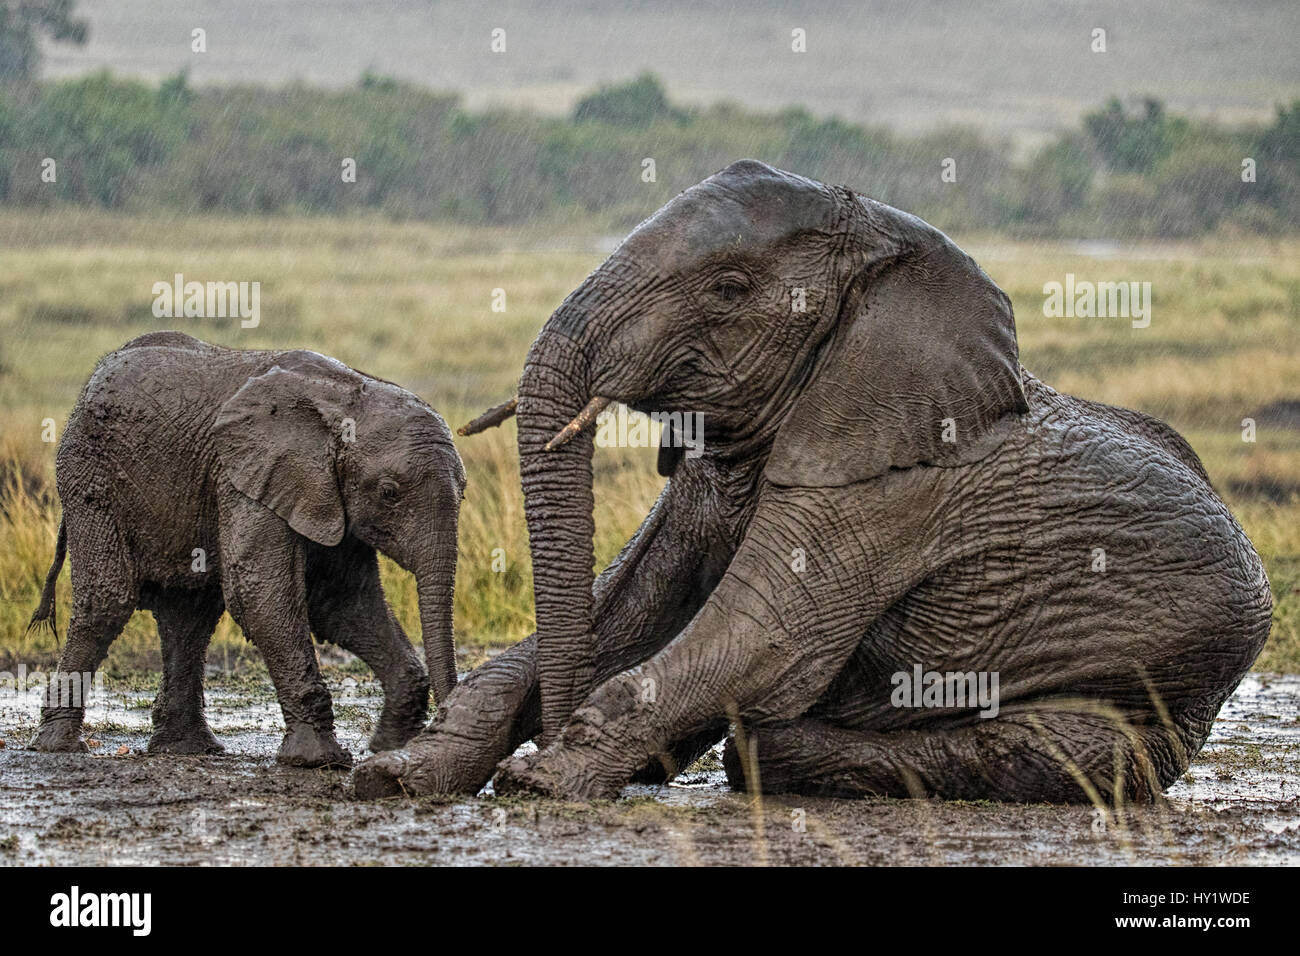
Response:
[31, 511, 136, 753]
[30, 605, 135, 752]
[722, 708, 1200, 805]
[147, 589, 225, 755]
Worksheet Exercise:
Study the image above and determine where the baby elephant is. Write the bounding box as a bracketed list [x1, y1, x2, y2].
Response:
[29, 332, 464, 767]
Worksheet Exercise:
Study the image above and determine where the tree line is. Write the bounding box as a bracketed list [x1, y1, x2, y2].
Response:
[1, 69, 1296, 237]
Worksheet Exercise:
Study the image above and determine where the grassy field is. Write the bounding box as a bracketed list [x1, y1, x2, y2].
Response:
[1, 210, 1297, 674]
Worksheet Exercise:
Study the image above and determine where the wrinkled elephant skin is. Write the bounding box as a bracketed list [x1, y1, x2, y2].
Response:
[29, 332, 465, 768]
[358, 160, 1271, 804]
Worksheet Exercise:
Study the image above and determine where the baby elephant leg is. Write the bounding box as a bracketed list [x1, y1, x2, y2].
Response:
[31, 605, 133, 752]
[723, 708, 1197, 805]
[31, 512, 134, 753]
[147, 589, 225, 755]
[307, 543, 429, 753]
[220, 498, 351, 769]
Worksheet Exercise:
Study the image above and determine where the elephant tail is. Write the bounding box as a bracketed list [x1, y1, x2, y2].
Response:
[27, 517, 66, 641]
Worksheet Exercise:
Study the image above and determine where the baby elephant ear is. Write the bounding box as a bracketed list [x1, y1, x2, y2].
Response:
[213, 366, 346, 545]
[766, 235, 1027, 488]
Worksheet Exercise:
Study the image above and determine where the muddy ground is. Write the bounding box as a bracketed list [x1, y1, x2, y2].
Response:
[1, 667, 1297, 866]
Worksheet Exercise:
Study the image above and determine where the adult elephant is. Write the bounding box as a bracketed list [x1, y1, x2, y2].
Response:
[355, 160, 1271, 802]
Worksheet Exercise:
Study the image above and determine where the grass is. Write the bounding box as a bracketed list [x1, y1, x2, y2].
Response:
[0, 209, 1296, 673]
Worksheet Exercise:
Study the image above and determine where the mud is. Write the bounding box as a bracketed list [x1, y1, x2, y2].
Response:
[1, 668, 1296, 866]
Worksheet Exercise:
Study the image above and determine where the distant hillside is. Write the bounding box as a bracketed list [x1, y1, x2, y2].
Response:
[40, 0, 1300, 152]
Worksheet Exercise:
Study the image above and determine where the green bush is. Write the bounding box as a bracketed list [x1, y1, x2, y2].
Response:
[1084, 96, 1189, 174]
[15, 71, 188, 207]
[573, 72, 684, 127]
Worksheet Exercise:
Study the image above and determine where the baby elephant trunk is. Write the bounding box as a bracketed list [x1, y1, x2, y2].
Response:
[416, 538, 459, 705]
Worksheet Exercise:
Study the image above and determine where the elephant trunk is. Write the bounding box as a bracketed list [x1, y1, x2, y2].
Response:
[416, 535, 459, 705]
[517, 321, 600, 746]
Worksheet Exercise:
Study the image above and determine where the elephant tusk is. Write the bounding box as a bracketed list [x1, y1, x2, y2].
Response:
[545, 396, 613, 451]
[457, 397, 518, 436]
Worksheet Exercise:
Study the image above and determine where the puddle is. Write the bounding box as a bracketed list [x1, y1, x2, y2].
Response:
[1, 671, 1295, 865]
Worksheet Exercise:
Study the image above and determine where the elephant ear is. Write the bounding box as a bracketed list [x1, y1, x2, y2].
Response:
[765, 229, 1027, 488]
[213, 365, 346, 545]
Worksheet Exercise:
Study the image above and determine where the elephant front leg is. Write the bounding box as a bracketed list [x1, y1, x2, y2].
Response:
[306, 542, 429, 754]
[147, 589, 226, 755]
[353, 464, 738, 798]
[495, 489, 929, 801]
[220, 498, 351, 769]
[353, 635, 539, 799]
[241, 601, 349, 769]
[495, 568, 862, 800]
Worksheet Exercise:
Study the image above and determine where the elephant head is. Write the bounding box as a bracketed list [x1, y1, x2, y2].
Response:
[213, 354, 466, 701]
[507, 159, 1027, 744]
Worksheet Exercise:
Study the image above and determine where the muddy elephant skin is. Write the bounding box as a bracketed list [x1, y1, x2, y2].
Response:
[355, 161, 1272, 804]
[29, 332, 464, 768]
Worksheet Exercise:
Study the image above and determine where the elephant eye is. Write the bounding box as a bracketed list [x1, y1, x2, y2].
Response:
[711, 276, 751, 303]
[379, 479, 400, 502]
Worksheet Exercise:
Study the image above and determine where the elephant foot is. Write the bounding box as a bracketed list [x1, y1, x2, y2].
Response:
[493, 746, 621, 802]
[366, 672, 430, 754]
[30, 713, 89, 753]
[147, 724, 225, 756]
[277, 725, 352, 769]
[367, 715, 425, 755]
[351, 729, 494, 800]
[352, 749, 412, 799]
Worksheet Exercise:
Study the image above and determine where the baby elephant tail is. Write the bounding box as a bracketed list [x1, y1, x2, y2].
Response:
[28, 517, 67, 640]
